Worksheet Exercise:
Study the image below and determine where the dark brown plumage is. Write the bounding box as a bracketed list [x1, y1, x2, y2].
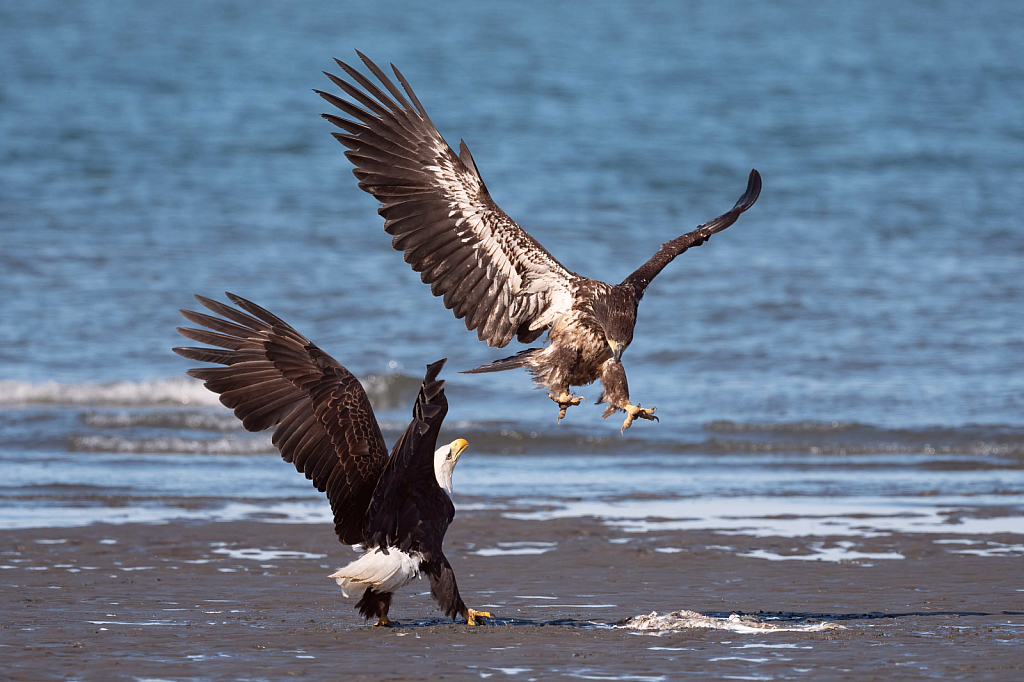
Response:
[173, 294, 489, 626]
[317, 52, 761, 431]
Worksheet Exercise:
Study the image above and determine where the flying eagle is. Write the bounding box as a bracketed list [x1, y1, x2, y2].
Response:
[316, 52, 762, 432]
[173, 293, 491, 627]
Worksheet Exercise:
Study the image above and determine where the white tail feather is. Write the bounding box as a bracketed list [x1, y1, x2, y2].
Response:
[329, 547, 424, 599]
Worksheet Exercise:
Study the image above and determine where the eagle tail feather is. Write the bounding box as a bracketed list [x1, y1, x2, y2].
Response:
[461, 348, 541, 374]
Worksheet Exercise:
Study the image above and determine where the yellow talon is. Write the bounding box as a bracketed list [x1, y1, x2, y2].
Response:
[621, 403, 658, 434]
[465, 608, 493, 625]
[374, 614, 393, 627]
[548, 392, 584, 422]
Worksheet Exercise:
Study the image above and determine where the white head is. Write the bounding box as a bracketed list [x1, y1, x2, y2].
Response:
[433, 438, 468, 496]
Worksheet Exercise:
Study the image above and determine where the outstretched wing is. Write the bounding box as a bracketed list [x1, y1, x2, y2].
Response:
[622, 169, 762, 299]
[173, 293, 389, 545]
[362, 359, 452, 555]
[316, 51, 575, 347]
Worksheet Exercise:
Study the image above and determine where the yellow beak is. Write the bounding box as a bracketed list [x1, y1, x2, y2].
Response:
[450, 438, 469, 460]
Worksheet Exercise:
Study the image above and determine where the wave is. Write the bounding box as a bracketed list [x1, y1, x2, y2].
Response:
[0, 372, 423, 410]
[0, 378, 221, 407]
[701, 421, 1024, 458]
[705, 420, 1024, 439]
[705, 420, 862, 434]
[58, 426, 1024, 459]
[5, 379, 1021, 460]
[67, 434, 275, 455]
[82, 411, 243, 431]
[701, 438, 1024, 458]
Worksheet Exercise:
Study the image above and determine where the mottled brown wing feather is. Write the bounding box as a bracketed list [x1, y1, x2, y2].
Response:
[317, 51, 576, 348]
[173, 293, 389, 545]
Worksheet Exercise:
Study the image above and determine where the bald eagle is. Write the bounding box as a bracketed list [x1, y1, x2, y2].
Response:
[316, 53, 761, 432]
[173, 293, 491, 627]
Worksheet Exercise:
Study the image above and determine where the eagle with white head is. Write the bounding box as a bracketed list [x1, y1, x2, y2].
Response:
[174, 294, 489, 627]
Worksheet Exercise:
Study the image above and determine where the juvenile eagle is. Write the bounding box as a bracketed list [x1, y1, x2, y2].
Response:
[174, 293, 491, 627]
[316, 52, 762, 432]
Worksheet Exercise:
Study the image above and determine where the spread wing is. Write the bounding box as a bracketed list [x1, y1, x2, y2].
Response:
[622, 169, 762, 299]
[173, 293, 389, 545]
[362, 359, 452, 555]
[316, 51, 575, 347]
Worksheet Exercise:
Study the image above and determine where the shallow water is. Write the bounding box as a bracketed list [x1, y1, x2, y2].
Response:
[1, 0, 1023, 586]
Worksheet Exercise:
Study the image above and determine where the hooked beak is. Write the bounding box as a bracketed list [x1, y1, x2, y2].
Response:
[450, 438, 469, 461]
[609, 342, 624, 363]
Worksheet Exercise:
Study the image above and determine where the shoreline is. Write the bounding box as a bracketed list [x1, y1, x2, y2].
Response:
[4, 511, 1022, 680]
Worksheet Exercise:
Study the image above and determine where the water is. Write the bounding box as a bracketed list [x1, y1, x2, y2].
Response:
[1, 0, 1023, 536]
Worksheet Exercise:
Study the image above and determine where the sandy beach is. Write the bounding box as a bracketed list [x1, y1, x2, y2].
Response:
[4, 510, 1022, 680]
[4, 1, 1024, 680]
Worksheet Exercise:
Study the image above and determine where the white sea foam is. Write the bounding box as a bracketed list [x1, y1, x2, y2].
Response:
[67, 434, 274, 455]
[470, 541, 557, 557]
[739, 541, 904, 562]
[505, 496, 1024, 538]
[0, 501, 332, 530]
[617, 610, 844, 634]
[948, 542, 1024, 557]
[0, 374, 425, 411]
[0, 378, 221, 407]
[210, 545, 326, 561]
[81, 411, 243, 431]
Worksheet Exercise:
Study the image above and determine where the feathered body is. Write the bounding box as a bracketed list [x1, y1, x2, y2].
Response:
[317, 52, 761, 430]
[174, 294, 488, 625]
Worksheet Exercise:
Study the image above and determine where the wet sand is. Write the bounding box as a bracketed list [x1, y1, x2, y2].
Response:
[3, 510, 1022, 681]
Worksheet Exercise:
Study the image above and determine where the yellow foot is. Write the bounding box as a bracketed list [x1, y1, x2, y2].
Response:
[621, 403, 658, 434]
[547, 392, 584, 422]
[374, 615, 393, 627]
[464, 608, 493, 625]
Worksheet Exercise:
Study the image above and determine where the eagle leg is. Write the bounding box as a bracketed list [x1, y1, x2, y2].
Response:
[373, 600, 393, 627]
[463, 607, 493, 625]
[621, 403, 658, 434]
[547, 392, 584, 422]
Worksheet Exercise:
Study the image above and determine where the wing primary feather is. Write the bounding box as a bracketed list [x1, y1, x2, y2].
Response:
[175, 326, 250, 351]
[324, 69, 396, 118]
[193, 295, 272, 332]
[458, 139, 485, 186]
[354, 51, 414, 112]
[178, 309, 262, 340]
[176, 347, 262, 365]
[323, 115, 421, 158]
[224, 293, 293, 330]
[317, 90, 390, 130]
[321, 112, 366, 134]
[390, 63, 435, 126]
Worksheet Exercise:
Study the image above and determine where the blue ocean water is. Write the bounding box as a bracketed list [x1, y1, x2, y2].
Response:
[1, 0, 1022, 532]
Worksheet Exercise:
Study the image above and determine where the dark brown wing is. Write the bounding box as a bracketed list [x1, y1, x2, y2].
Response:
[622, 169, 762, 299]
[362, 359, 450, 552]
[316, 51, 575, 347]
[173, 293, 389, 545]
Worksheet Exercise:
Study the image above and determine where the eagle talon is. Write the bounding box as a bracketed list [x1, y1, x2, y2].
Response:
[464, 608, 493, 625]
[374, 615, 393, 627]
[621, 403, 658, 433]
[548, 392, 584, 422]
